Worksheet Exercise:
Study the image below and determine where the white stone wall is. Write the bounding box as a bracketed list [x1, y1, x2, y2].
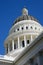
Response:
[4, 19, 43, 55]
[9, 20, 42, 34]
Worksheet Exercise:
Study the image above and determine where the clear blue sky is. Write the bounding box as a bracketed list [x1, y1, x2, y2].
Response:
[0, 0, 43, 55]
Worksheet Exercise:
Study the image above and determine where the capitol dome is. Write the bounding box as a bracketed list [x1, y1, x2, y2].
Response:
[4, 8, 43, 55]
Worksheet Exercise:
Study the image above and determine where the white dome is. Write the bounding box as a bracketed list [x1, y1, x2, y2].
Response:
[4, 8, 43, 55]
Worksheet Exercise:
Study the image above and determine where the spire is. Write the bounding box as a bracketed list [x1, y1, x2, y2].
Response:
[22, 8, 28, 15]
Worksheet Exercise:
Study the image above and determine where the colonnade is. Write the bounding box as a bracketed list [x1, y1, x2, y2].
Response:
[6, 35, 33, 53]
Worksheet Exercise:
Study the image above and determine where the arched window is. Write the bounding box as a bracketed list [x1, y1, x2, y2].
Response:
[26, 26, 28, 29]
[10, 43, 12, 51]
[6, 44, 8, 53]
[17, 28, 19, 31]
[14, 44, 16, 49]
[22, 27, 24, 30]
[22, 40, 25, 47]
[31, 26, 33, 29]
[27, 40, 29, 44]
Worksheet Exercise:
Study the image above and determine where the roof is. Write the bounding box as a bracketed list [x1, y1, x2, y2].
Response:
[13, 15, 38, 25]
[13, 8, 38, 25]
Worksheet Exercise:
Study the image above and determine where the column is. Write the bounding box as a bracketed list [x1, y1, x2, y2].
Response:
[18, 37, 20, 48]
[24, 35, 27, 47]
[12, 40, 14, 51]
[31, 35, 33, 41]
[20, 26, 21, 30]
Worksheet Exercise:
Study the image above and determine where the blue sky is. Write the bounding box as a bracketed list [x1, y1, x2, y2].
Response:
[0, 0, 43, 55]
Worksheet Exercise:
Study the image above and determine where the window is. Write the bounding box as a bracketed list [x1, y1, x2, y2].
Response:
[22, 27, 24, 30]
[27, 40, 29, 44]
[14, 44, 16, 49]
[22, 40, 25, 47]
[31, 26, 33, 29]
[26, 26, 28, 29]
[35, 27, 37, 30]
[17, 28, 19, 31]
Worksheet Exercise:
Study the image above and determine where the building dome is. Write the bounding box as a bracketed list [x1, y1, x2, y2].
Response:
[4, 8, 43, 55]
[13, 8, 38, 25]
